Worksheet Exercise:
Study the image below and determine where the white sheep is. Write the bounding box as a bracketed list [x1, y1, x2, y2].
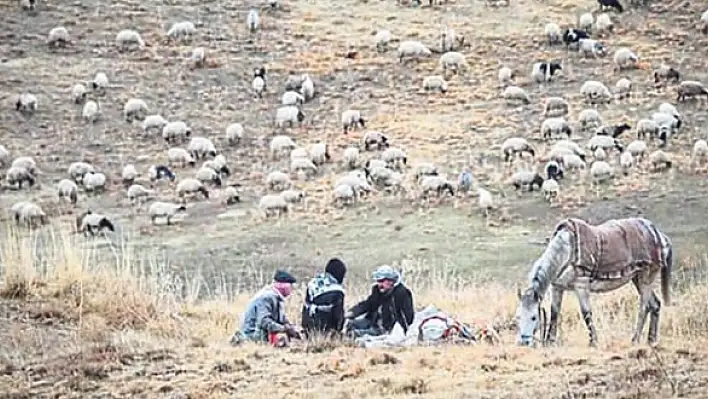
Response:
[423, 76, 448, 93]
[265, 171, 292, 191]
[626, 140, 648, 159]
[502, 86, 531, 105]
[651, 112, 679, 145]
[68, 161, 95, 183]
[381, 147, 407, 170]
[702, 9, 708, 34]
[122, 164, 138, 185]
[397, 40, 431, 63]
[276, 106, 305, 128]
[541, 117, 572, 140]
[15, 202, 47, 228]
[577, 108, 603, 131]
[587, 135, 624, 153]
[367, 166, 395, 187]
[282, 91, 305, 106]
[595, 13, 613, 35]
[341, 109, 366, 134]
[308, 143, 330, 165]
[270, 135, 298, 159]
[226, 123, 245, 145]
[168, 148, 196, 168]
[71, 83, 87, 104]
[15, 93, 37, 114]
[247, 9, 260, 33]
[578, 38, 607, 58]
[498, 67, 514, 86]
[374, 29, 392, 52]
[123, 98, 148, 122]
[203, 154, 229, 176]
[477, 187, 495, 217]
[127, 184, 154, 203]
[362, 131, 389, 151]
[544, 23, 561, 45]
[187, 137, 217, 159]
[253, 76, 265, 98]
[619, 151, 633, 175]
[290, 147, 308, 160]
[439, 51, 467, 73]
[176, 178, 209, 200]
[195, 166, 222, 186]
[613, 48, 639, 72]
[419, 175, 456, 198]
[335, 174, 373, 197]
[615, 78, 632, 99]
[0, 145, 9, 167]
[191, 47, 206, 68]
[223, 186, 241, 205]
[142, 115, 168, 134]
[365, 159, 388, 171]
[541, 178, 559, 202]
[692, 139, 708, 167]
[116, 29, 144, 51]
[82, 100, 100, 123]
[635, 119, 658, 140]
[441, 27, 461, 52]
[593, 147, 607, 161]
[82, 172, 106, 192]
[290, 157, 318, 177]
[590, 161, 614, 184]
[413, 162, 439, 181]
[57, 179, 79, 204]
[300, 74, 315, 101]
[259, 195, 290, 217]
[162, 121, 192, 143]
[48, 26, 69, 47]
[554, 140, 587, 159]
[281, 189, 306, 204]
[91, 72, 109, 92]
[507, 170, 544, 192]
[342, 147, 360, 169]
[579, 13, 594, 31]
[580, 80, 612, 104]
[333, 184, 357, 206]
[649, 150, 672, 172]
[501, 137, 535, 162]
[543, 97, 569, 118]
[167, 21, 196, 41]
[148, 201, 187, 225]
[561, 153, 587, 170]
[12, 156, 38, 175]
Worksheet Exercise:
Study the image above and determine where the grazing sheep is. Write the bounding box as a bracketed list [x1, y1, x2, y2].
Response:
[423, 75, 448, 93]
[580, 80, 612, 104]
[176, 178, 209, 200]
[702, 10, 708, 34]
[381, 147, 407, 170]
[579, 13, 594, 32]
[502, 86, 531, 105]
[613, 48, 639, 72]
[16, 93, 37, 114]
[223, 185, 241, 205]
[290, 147, 308, 160]
[122, 164, 138, 186]
[15, 202, 47, 228]
[275, 106, 305, 128]
[142, 114, 168, 134]
[578, 38, 607, 58]
[148, 165, 176, 182]
[91, 72, 109, 92]
[116, 29, 145, 51]
[187, 137, 217, 160]
[282, 91, 305, 105]
[541, 178, 560, 202]
[545, 23, 562, 45]
[361, 131, 389, 151]
[191, 47, 206, 68]
[590, 161, 614, 185]
[365, 159, 388, 171]
[543, 97, 570, 118]
[598, 0, 623, 13]
[259, 195, 290, 217]
[651, 112, 679, 146]
[477, 187, 495, 217]
[498, 67, 514, 86]
[72, 84, 88, 104]
[247, 9, 260, 33]
[12, 156, 38, 175]
[57, 179, 78, 204]
[195, 166, 222, 186]
[341, 110, 366, 134]
[561, 153, 587, 170]
[626, 140, 648, 159]
[595, 122, 631, 138]
[635, 119, 659, 140]
[290, 157, 318, 178]
[578, 109, 603, 131]
[281, 189, 306, 205]
[413, 162, 439, 181]
[562, 28, 590, 48]
[162, 121, 192, 143]
[127, 184, 154, 203]
[531, 61, 562, 83]
[439, 51, 467, 73]
[48, 26, 69, 47]
[20, 0, 37, 11]
[397, 40, 432, 63]
[692, 139, 708, 166]
[619, 151, 633, 175]
[202, 158, 230, 177]
[374, 29, 392, 52]
[335, 173, 373, 197]
[501, 137, 535, 162]
[544, 161, 564, 180]
[266, 171, 292, 191]
[343, 147, 360, 169]
[595, 13, 613, 34]
[658, 103, 681, 127]
[419, 176, 455, 198]
[366, 166, 395, 187]
[123, 98, 148, 122]
[508, 171, 544, 192]
[167, 21, 196, 42]
[333, 184, 357, 206]
[300, 74, 315, 101]
[593, 147, 607, 161]
[149, 202, 187, 225]
[167, 148, 196, 168]
[615, 78, 632, 99]
[253, 76, 265, 98]
[226, 123, 245, 145]
[587, 134, 624, 153]
[677, 80, 708, 102]
[82, 172, 106, 192]
[308, 143, 331, 166]
[0, 145, 8, 167]
[68, 161, 95, 182]
[554, 139, 587, 160]
[649, 150, 672, 171]
[270, 135, 298, 159]
[82, 100, 100, 123]
[541, 117, 572, 139]
[653, 65, 681, 87]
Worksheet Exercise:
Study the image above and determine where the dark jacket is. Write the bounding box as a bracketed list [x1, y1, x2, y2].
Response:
[301, 272, 346, 337]
[349, 283, 415, 333]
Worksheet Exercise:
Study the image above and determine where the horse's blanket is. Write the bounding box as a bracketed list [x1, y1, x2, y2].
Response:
[554, 217, 668, 278]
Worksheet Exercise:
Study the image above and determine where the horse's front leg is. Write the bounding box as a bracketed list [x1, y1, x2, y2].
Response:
[574, 287, 598, 347]
[545, 285, 565, 345]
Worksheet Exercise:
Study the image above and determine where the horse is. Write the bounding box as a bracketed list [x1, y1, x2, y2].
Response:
[515, 217, 673, 347]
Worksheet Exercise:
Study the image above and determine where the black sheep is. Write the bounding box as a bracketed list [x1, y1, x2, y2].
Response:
[598, 0, 623, 13]
[562, 28, 590, 47]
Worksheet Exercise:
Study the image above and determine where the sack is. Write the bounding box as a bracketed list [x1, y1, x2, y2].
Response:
[417, 315, 462, 342]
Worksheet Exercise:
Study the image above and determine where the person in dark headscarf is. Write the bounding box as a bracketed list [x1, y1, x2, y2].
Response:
[301, 258, 348, 339]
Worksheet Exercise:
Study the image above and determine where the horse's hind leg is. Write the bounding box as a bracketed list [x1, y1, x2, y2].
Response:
[630, 277, 656, 345]
[546, 286, 565, 345]
[646, 292, 661, 345]
[575, 287, 598, 347]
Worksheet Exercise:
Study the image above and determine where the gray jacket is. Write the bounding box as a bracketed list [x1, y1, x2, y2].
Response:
[240, 286, 290, 341]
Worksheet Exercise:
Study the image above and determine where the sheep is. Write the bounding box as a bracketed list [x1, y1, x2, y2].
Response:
[56, 179, 78, 204]
[48, 26, 69, 47]
[15, 202, 47, 228]
[253, 76, 265, 98]
[703, 9, 708, 34]
[290, 157, 318, 178]
[71, 83, 88, 104]
[123, 98, 148, 122]
[580, 80, 612, 104]
[544, 23, 562, 45]
[361, 131, 389, 151]
[343, 147, 360, 169]
[649, 150, 672, 172]
[578, 38, 607, 58]
[381, 147, 407, 170]
[276, 106, 305, 128]
[12, 156, 38, 175]
[284, 73, 303, 92]
[365, 159, 388, 171]
[20, 0, 37, 11]
[162, 121, 192, 143]
[341, 110, 366, 134]
[82, 172, 106, 192]
[541, 178, 560, 202]
[619, 151, 633, 175]
[501, 137, 535, 162]
[508, 171, 544, 192]
[374, 29, 392, 52]
[561, 154, 587, 170]
[308, 143, 331, 166]
[563, 28, 590, 48]
[195, 166, 222, 187]
[598, 0, 623, 13]
[543, 97, 569, 118]
[187, 137, 217, 160]
[191, 47, 206, 68]
[441, 27, 463, 52]
[554, 140, 587, 160]
[270, 135, 298, 159]
[10, 201, 30, 223]
[587, 135, 624, 153]
[116, 29, 145, 51]
[677, 80, 708, 102]
[149, 202, 187, 225]
[68, 161, 95, 182]
[226, 123, 245, 145]
[127, 184, 154, 203]
[413, 162, 439, 181]
[615, 78, 632, 99]
[259, 195, 290, 217]
[300, 74, 315, 101]
[0, 145, 8, 167]
[266, 171, 292, 191]
[167, 148, 196, 168]
[613, 48, 639, 72]
[635, 119, 659, 140]
[82, 100, 100, 123]
[15, 93, 37, 114]
[204, 154, 230, 176]
[498, 67, 514, 86]
[142, 115, 168, 134]
[595, 122, 632, 138]
[333, 184, 357, 206]
[692, 139, 708, 167]
[290, 147, 309, 160]
[593, 147, 607, 161]
[148, 165, 176, 182]
[334, 174, 373, 197]
[502, 86, 531, 105]
[531, 61, 562, 83]
[579, 13, 594, 32]
[367, 166, 395, 187]
[176, 178, 209, 200]
[541, 117, 572, 139]
[595, 13, 613, 34]
[590, 161, 614, 185]
[379, 170, 406, 195]
[281, 189, 306, 205]
[282, 91, 305, 105]
[122, 164, 138, 186]
[247, 9, 260, 33]
[653, 65, 680, 87]
[91, 72, 109, 92]
[255, 64, 267, 80]
[578, 108, 603, 131]
[419, 176, 455, 198]
[651, 112, 679, 146]
[223, 185, 241, 205]
[658, 103, 681, 127]
[544, 160, 564, 180]
[167, 21, 196, 42]
[397, 40, 432, 63]
[423, 76, 448, 93]
[439, 51, 467, 73]
[626, 140, 648, 159]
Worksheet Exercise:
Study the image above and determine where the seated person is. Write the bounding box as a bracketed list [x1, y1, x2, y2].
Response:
[301, 258, 348, 339]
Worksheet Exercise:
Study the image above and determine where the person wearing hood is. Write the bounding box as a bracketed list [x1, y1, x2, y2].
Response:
[301, 258, 348, 338]
[231, 270, 301, 345]
[344, 265, 415, 338]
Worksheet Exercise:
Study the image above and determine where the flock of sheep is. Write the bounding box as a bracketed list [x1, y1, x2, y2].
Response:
[5, 0, 708, 237]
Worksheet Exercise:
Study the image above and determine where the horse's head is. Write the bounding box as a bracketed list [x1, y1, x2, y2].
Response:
[515, 286, 544, 347]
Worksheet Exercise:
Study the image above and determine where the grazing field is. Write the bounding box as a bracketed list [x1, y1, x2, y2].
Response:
[2, 0, 708, 396]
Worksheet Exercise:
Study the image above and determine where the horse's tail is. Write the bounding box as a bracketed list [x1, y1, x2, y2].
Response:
[661, 245, 673, 307]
